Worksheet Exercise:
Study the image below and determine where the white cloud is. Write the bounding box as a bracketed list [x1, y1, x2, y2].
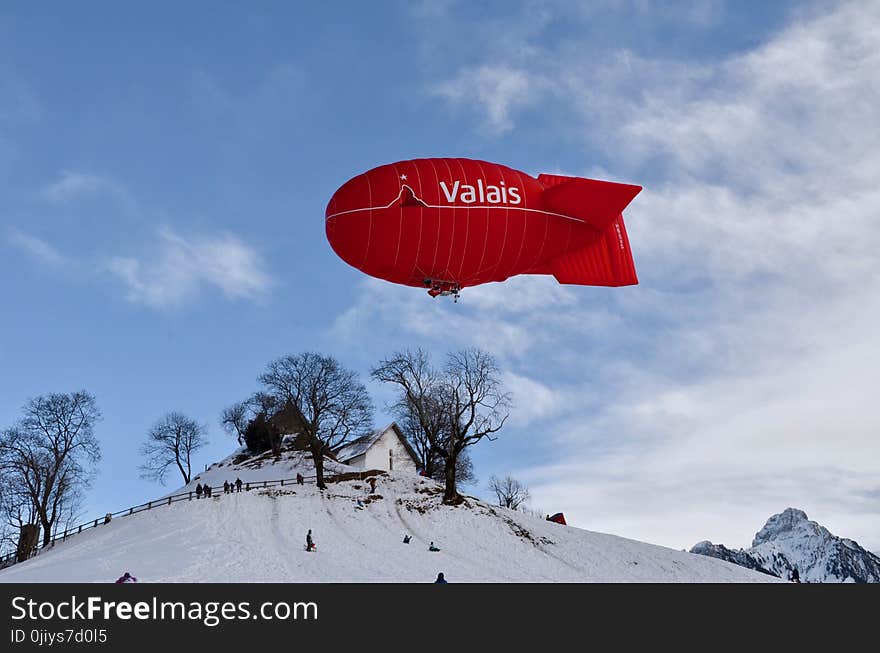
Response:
[573, 0, 725, 27]
[431, 65, 541, 135]
[108, 228, 272, 309]
[6, 229, 68, 267]
[25, 170, 276, 310]
[523, 284, 880, 548]
[404, 0, 880, 551]
[502, 371, 569, 428]
[331, 274, 627, 366]
[43, 171, 128, 203]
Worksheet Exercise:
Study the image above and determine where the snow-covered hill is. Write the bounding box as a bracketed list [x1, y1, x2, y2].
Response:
[692, 508, 880, 583]
[0, 448, 777, 583]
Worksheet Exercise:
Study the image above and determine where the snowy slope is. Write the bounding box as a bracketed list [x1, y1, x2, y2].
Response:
[0, 449, 777, 583]
[692, 508, 880, 583]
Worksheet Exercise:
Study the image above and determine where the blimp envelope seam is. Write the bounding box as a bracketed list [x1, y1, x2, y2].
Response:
[325, 185, 587, 225]
[429, 159, 445, 279]
[409, 161, 426, 283]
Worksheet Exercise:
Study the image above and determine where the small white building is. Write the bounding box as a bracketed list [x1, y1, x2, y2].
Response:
[333, 423, 419, 474]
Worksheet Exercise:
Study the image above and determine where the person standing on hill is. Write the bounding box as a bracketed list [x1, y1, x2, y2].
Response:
[306, 529, 315, 552]
[223, 480, 230, 494]
[195, 483, 203, 499]
[235, 478, 243, 492]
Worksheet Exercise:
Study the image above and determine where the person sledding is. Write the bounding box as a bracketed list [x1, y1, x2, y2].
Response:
[428, 541, 440, 552]
[403, 534, 411, 544]
[305, 529, 316, 552]
[115, 571, 137, 583]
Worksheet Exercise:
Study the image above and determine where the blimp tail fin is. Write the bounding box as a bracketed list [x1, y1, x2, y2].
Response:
[550, 215, 638, 287]
[539, 175, 641, 231]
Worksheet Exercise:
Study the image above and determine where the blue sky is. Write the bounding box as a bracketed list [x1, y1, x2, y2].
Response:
[2, 1, 878, 552]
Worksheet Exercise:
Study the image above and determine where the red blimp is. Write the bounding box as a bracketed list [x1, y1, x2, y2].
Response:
[325, 158, 641, 298]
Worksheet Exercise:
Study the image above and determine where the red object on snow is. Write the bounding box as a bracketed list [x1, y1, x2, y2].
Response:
[547, 513, 567, 525]
[325, 159, 642, 297]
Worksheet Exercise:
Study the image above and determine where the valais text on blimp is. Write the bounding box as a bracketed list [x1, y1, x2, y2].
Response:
[439, 180, 522, 205]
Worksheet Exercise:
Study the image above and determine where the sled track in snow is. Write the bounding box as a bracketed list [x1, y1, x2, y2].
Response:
[390, 499, 490, 570]
[392, 501, 432, 546]
[267, 496, 301, 580]
[320, 491, 369, 551]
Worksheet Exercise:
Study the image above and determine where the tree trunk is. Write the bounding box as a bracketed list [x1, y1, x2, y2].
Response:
[311, 445, 326, 490]
[17, 524, 40, 562]
[442, 452, 459, 503]
[176, 457, 190, 484]
[40, 516, 53, 547]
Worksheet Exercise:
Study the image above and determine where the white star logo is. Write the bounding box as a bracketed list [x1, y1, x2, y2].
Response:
[400, 174, 408, 181]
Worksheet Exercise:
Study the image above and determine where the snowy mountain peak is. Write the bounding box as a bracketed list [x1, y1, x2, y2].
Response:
[692, 508, 880, 583]
[752, 508, 824, 547]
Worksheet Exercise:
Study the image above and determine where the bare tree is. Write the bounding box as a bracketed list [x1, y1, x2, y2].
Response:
[249, 392, 287, 454]
[373, 348, 510, 504]
[0, 476, 80, 562]
[0, 485, 12, 556]
[520, 504, 548, 520]
[258, 352, 373, 489]
[0, 391, 101, 548]
[441, 349, 510, 502]
[0, 477, 38, 561]
[392, 378, 478, 488]
[139, 412, 208, 485]
[488, 475, 531, 510]
[219, 392, 286, 454]
[391, 380, 447, 479]
[220, 402, 250, 446]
